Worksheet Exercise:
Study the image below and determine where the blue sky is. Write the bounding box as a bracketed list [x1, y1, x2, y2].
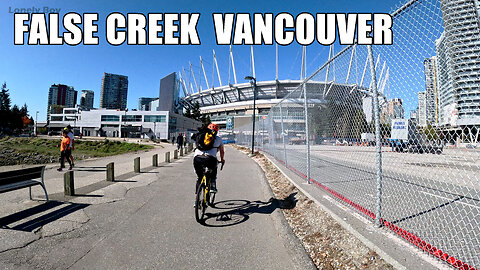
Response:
[1, 0, 402, 121]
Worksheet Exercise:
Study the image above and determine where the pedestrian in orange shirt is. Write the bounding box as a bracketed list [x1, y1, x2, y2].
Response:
[57, 130, 73, 171]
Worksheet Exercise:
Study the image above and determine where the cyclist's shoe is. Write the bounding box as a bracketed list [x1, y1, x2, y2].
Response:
[210, 182, 217, 193]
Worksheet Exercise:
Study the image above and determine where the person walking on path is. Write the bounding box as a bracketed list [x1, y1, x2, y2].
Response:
[65, 126, 75, 167]
[177, 133, 184, 150]
[57, 130, 73, 171]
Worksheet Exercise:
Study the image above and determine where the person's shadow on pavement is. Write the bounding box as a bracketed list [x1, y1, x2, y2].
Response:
[201, 192, 298, 227]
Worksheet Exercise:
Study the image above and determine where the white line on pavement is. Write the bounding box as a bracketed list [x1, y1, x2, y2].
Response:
[418, 191, 480, 210]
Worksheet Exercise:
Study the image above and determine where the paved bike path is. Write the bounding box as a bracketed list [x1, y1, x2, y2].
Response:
[0, 146, 313, 269]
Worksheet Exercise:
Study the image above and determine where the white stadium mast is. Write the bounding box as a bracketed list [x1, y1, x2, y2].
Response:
[250, 45, 256, 78]
[181, 67, 192, 95]
[230, 45, 238, 84]
[199, 56, 210, 90]
[213, 49, 223, 87]
[301, 46, 306, 80]
[178, 71, 190, 97]
[189, 61, 199, 93]
[275, 44, 278, 81]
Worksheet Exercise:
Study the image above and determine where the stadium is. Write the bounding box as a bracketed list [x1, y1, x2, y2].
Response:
[179, 47, 367, 137]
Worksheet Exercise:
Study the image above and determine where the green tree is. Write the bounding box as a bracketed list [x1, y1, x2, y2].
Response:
[191, 102, 201, 121]
[184, 106, 192, 118]
[11, 104, 20, 114]
[422, 124, 438, 141]
[0, 82, 11, 112]
[20, 103, 28, 116]
[10, 105, 23, 131]
[0, 83, 32, 132]
[202, 115, 211, 125]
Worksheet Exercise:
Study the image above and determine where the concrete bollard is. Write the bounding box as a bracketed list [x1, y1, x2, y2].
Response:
[106, 162, 115, 181]
[64, 171, 75, 196]
[180, 147, 184, 157]
[174, 150, 178, 159]
[134, 157, 140, 173]
[165, 152, 170, 163]
[152, 154, 158, 167]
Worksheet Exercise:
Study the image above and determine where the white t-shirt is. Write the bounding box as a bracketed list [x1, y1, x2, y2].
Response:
[194, 135, 223, 157]
[67, 132, 74, 148]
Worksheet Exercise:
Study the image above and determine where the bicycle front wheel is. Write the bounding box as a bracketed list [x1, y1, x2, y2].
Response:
[195, 184, 206, 223]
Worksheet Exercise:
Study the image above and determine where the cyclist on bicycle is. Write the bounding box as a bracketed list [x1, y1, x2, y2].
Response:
[193, 123, 225, 194]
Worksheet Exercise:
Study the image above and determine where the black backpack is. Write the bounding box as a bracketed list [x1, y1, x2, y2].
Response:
[195, 127, 216, 151]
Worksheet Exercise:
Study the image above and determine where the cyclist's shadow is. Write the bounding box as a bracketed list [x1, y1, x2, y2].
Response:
[201, 192, 298, 227]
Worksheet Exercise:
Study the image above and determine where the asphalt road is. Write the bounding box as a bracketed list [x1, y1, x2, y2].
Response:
[0, 146, 313, 270]
[265, 143, 480, 269]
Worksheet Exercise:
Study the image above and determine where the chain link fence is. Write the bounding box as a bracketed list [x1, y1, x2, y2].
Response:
[249, 0, 480, 268]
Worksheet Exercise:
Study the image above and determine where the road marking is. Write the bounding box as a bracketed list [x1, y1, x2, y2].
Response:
[418, 190, 480, 210]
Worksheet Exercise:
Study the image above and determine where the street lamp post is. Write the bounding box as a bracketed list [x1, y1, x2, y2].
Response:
[153, 121, 157, 140]
[35, 111, 39, 136]
[245, 76, 257, 155]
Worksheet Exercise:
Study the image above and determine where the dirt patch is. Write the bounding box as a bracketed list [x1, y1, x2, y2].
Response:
[234, 145, 393, 270]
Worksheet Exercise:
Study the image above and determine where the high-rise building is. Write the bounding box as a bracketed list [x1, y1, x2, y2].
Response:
[410, 109, 418, 124]
[47, 84, 77, 118]
[138, 97, 158, 111]
[100, 73, 128, 110]
[158, 72, 182, 114]
[80, 90, 94, 110]
[423, 57, 439, 125]
[380, 98, 404, 124]
[435, 33, 456, 126]
[418, 92, 427, 127]
[437, 0, 480, 126]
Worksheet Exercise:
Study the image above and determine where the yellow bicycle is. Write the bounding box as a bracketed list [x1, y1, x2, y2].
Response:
[195, 160, 224, 223]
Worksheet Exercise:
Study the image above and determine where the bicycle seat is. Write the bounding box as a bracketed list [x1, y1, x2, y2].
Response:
[203, 166, 213, 174]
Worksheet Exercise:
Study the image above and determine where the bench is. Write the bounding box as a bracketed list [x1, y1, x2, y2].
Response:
[0, 166, 49, 201]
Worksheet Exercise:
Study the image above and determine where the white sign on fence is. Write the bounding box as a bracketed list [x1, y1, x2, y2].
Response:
[363, 96, 373, 124]
[391, 119, 408, 140]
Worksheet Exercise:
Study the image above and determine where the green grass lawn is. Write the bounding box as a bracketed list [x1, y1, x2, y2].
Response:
[0, 136, 153, 159]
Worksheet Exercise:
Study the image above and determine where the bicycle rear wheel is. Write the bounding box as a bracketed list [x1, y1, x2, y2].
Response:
[195, 184, 207, 223]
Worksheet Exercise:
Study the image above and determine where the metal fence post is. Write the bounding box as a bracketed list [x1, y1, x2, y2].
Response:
[367, 45, 383, 228]
[270, 115, 275, 157]
[279, 103, 288, 165]
[261, 117, 264, 150]
[303, 83, 311, 184]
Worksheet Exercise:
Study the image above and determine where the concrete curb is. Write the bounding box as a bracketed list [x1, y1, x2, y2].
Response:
[240, 149, 317, 270]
